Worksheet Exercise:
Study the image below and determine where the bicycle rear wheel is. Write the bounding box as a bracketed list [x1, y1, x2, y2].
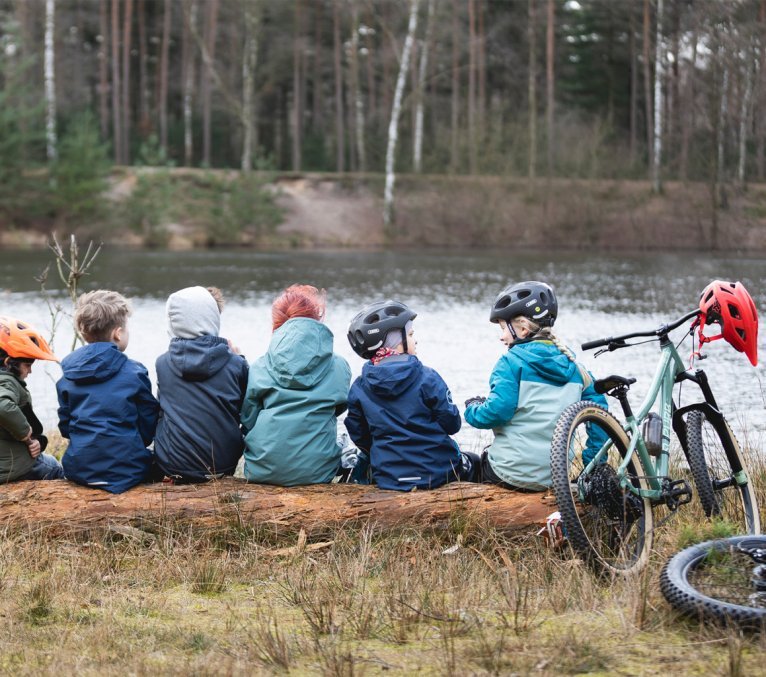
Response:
[550, 401, 653, 575]
[685, 410, 761, 534]
[660, 536, 766, 631]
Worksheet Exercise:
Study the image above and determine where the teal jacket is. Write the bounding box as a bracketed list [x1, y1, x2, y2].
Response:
[241, 318, 351, 486]
[465, 340, 606, 490]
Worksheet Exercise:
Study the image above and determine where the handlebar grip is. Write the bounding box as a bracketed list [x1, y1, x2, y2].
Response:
[581, 338, 610, 351]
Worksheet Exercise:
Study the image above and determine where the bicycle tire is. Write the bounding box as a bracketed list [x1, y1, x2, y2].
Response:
[685, 410, 761, 535]
[551, 400, 654, 575]
[660, 536, 766, 631]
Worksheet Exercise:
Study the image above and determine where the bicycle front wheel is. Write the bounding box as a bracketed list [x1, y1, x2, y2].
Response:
[685, 410, 761, 535]
[660, 536, 766, 630]
[551, 401, 654, 575]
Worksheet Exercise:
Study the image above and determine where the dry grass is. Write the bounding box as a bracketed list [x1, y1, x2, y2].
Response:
[1, 454, 765, 675]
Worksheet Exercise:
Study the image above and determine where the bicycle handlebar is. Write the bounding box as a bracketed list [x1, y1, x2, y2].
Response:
[581, 309, 701, 352]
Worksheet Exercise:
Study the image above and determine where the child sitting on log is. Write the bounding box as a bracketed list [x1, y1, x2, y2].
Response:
[153, 286, 248, 483]
[57, 290, 159, 493]
[0, 316, 64, 482]
[345, 300, 479, 491]
[464, 281, 606, 491]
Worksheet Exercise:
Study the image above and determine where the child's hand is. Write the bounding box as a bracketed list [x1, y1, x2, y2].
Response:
[25, 437, 42, 459]
[464, 396, 487, 408]
[227, 339, 242, 355]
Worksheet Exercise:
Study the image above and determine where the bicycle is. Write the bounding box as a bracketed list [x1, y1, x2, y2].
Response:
[660, 535, 766, 630]
[550, 301, 761, 575]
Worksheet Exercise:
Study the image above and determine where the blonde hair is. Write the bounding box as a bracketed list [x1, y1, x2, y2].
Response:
[75, 290, 132, 343]
[206, 286, 225, 312]
[512, 316, 576, 362]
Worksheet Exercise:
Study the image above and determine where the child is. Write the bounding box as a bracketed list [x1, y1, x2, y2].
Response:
[0, 316, 64, 482]
[345, 300, 478, 491]
[241, 285, 351, 486]
[464, 281, 606, 491]
[154, 286, 249, 482]
[57, 290, 159, 493]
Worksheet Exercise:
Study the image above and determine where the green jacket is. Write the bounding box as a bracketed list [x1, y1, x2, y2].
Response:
[0, 372, 36, 482]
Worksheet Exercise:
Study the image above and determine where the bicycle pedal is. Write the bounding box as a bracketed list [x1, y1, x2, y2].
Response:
[662, 478, 693, 511]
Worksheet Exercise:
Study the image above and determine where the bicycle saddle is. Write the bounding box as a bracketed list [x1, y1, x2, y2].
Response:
[594, 375, 637, 394]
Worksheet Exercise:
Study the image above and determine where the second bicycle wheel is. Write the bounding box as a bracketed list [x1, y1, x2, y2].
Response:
[551, 400, 653, 574]
[685, 409, 761, 535]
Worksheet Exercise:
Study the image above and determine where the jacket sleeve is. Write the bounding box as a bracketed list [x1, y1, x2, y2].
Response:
[56, 378, 70, 439]
[333, 356, 352, 417]
[580, 367, 610, 465]
[465, 354, 520, 429]
[239, 368, 262, 435]
[134, 366, 160, 446]
[0, 386, 31, 440]
[422, 368, 461, 436]
[344, 383, 371, 453]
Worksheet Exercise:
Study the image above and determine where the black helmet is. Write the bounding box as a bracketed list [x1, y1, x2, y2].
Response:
[489, 281, 557, 327]
[348, 300, 417, 359]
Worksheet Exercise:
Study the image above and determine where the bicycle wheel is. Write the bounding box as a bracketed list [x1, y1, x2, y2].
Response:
[660, 536, 766, 631]
[551, 400, 654, 575]
[685, 410, 761, 534]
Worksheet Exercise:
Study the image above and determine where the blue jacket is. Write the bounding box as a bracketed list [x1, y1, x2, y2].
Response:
[345, 354, 462, 491]
[465, 340, 607, 490]
[57, 342, 159, 494]
[154, 336, 249, 481]
[241, 318, 351, 486]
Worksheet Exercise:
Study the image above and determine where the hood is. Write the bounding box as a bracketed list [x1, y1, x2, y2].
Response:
[511, 340, 578, 385]
[361, 353, 422, 398]
[60, 342, 127, 385]
[167, 335, 232, 382]
[265, 318, 334, 389]
[166, 286, 220, 339]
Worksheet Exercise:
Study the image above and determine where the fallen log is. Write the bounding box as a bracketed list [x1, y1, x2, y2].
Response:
[0, 478, 557, 537]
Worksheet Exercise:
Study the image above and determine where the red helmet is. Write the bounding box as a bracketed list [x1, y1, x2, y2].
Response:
[0, 316, 58, 362]
[697, 281, 758, 366]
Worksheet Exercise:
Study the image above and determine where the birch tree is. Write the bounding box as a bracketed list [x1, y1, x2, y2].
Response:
[737, 54, 754, 189]
[450, 0, 459, 173]
[111, 0, 122, 163]
[202, 0, 220, 167]
[643, 0, 653, 170]
[528, 0, 537, 182]
[241, 1, 259, 171]
[546, 0, 555, 178]
[651, 0, 664, 194]
[44, 0, 57, 163]
[383, 0, 419, 230]
[292, 0, 303, 171]
[182, 0, 198, 166]
[413, 0, 434, 174]
[121, 0, 133, 164]
[158, 0, 171, 155]
[350, 1, 366, 172]
[98, 0, 109, 140]
[332, 0, 345, 172]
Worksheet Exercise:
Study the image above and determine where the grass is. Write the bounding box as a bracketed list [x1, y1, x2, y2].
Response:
[1, 451, 765, 674]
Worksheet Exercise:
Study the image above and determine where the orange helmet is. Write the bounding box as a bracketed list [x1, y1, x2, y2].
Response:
[698, 281, 759, 366]
[0, 316, 58, 362]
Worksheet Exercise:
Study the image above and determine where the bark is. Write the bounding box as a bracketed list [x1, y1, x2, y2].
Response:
[629, 2, 637, 165]
[350, 0, 366, 172]
[332, 0, 345, 172]
[413, 0, 434, 174]
[528, 0, 537, 183]
[737, 57, 754, 189]
[669, 0, 680, 172]
[138, 0, 149, 137]
[241, 1, 259, 172]
[651, 0, 663, 194]
[468, 0, 477, 174]
[202, 0, 221, 167]
[0, 479, 555, 537]
[312, 2, 323, 130]
[159, 0, 171, 154]
[99, 0, 109, 139]
[365, 9, 376, 129]
[679, 28, 697, 183]
[643, 0, 653, 172]
[546, 0, 555, 178]
[292, 0, 303, 171]
[757, 0, 766, 180]
[111, 0, 123, 163]
[122, 0, 133, 164]
[450, 0, 460, 173]
[477, 0, 486, 147]
[182, 0, 198, 167]
[383, 0, 419, 230]
[44, 0, 57, 163]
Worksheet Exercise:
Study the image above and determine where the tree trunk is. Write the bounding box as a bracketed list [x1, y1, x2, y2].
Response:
[350, 0, 366, 172]
[0, 479, 556, 537]
[468, 0, 477, 174]
[202, 0, 220, 167]
[99, 0, 109, 140]
[643, 0, 653, 173]
[413, 0, 434, 174]
[137, 0, 150, 138]
[450, 0, 460, 173]
[291, 0, 303, 171]
[528, 0, 537, 183]
[546, 0, 555, 179]
[383, 0, 419, 230]
[333, 0, 345, 172]
[159, 0, 171, 155]
[182, 0, 198, 167]
[111, 0, 123, 163]
[756, 0, 766, 180]
[669, 0, 680, 175]
[651, 0, 663, 194]
[738, 57, 754, 189]
[312, 2, 323, 130]
[122, 0, 133, 164]
[679, 28, 697, 183]
[629, 2, 637, 166]
[44, 0, 57, 164]
[365, 8, 376, 130]
[477, 0, 486, 149]
[241, 1, 259, 172]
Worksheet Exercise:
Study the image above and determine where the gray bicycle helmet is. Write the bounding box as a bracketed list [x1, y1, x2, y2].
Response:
[489, 281, 557, 327]
[348, 300, 417, 359]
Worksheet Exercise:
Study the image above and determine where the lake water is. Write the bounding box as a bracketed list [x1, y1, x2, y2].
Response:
[1, 248, 764, 451]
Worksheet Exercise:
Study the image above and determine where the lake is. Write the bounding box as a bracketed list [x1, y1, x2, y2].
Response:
[1, 247, 764, 450]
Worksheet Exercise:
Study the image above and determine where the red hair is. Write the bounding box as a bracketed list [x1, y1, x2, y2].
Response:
[271, 285, 326, 331]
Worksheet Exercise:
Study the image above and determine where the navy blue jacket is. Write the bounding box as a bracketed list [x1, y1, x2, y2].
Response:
[57, 342, 159, 494]
[155, 336, 249, 481]
[345, 354, 462, 491]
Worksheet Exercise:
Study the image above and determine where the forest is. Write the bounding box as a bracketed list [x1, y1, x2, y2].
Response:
[2, 0, 766, 246]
